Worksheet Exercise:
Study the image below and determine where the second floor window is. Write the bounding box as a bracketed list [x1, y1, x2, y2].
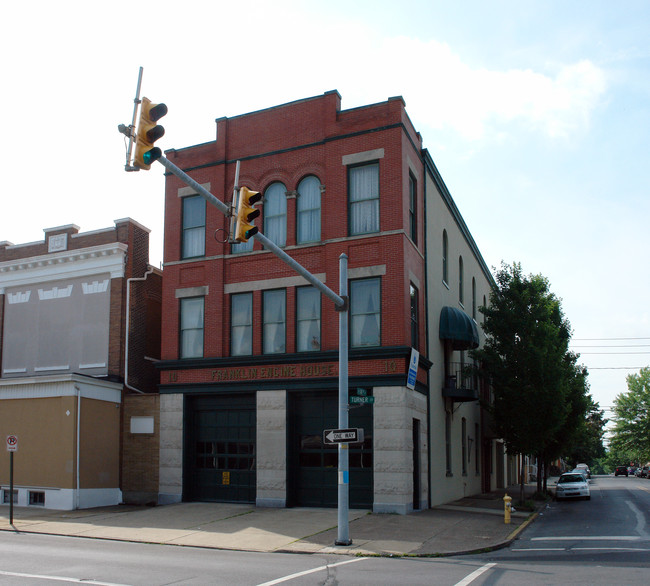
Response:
[349, 163, 379, 235]
[264, 183, 287, 247]
[296, 286, 321, 351]
[297, 176, 321, 244]
[263, 289, 286, 354]
[350, 278, 380, 348]
[180, 296, 204, 358]
[182, 195, 205, 259]
[231, 293, 253, 356]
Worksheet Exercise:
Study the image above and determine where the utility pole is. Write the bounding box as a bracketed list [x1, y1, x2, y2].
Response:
[153, 153, 353, 546]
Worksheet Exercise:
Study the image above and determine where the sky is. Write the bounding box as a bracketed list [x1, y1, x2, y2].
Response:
[2, 0, 649, 428]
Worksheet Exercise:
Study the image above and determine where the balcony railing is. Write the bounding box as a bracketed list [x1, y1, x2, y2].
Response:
[442, 361, 479, 402]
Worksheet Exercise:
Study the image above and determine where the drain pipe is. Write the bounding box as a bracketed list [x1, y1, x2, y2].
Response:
[75, 384, 81, 509]
[125, 266, 155, 394]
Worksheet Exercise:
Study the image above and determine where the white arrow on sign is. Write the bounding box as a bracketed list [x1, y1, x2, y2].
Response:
[323, 428, 364, 444]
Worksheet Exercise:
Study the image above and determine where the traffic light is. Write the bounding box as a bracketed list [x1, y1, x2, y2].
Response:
[134, 97, 168, 170]
[234, 186, 262, 242]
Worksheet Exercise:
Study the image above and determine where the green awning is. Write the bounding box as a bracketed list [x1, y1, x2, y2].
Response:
[439, 306, 479, 350]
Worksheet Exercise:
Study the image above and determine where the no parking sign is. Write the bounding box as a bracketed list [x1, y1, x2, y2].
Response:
[6, 435, 18, 452]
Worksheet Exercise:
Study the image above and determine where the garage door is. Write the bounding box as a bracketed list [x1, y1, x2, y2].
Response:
[185, 394, 256, 503]
[288, 391, 373, 508]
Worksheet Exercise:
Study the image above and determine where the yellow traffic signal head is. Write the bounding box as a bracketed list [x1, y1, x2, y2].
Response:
[134, 97, 168, 170]
[235, 186, 262, 243]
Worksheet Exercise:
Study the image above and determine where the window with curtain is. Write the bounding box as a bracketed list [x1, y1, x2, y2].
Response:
[180, 297, 204, 358]
[442, 230, 448, 284]
[409, 173, 417, 244]
[264, 183, 287, 247]
[296, 286, 321, 351]
[349, 163, 379, 235]
[182, 195, 206, 259]
[410, 283, 418, 350]
[263, 289, 286, 354]
[231, 293, 253, 356]
[350, 278, 380, 348]
[297, 176, 321, 244]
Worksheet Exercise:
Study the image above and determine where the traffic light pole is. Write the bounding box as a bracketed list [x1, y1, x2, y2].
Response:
[157, 155, 353, 545]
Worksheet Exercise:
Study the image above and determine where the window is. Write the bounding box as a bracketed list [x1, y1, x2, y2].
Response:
[349, 163, 379, 235]
[263, 289, 286, 354]
[296, 286, 320, 351]
[182, 195, 206, 258]
[180, 297, 204, 358]
[297, 176, 321, 244]
[445, 411, 452, 475]
[350, 278, 381, 348]
[3, 490, 17, 504]
[409, 173, 417, 244]
[459, 256, 464, 305]
[472, 278, 477, 320]
[462, 418, 467, 475]
[442, 231, 449, 284]
[264, 183, 287, 247]
[29, 491, 45, 506]
[410, 283, 418, 349]
[231, 293, 253, 356]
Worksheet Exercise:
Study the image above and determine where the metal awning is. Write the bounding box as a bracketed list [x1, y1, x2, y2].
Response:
[439, 306, 479, 350]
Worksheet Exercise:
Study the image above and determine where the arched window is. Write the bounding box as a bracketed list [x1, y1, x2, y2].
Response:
[264, 183, 287, 247]
[297, 176, 321, 243]
[442, 231, 448, 284]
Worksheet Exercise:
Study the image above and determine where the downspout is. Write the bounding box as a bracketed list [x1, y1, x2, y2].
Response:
[125, 266, 155, 394]
[75, 384, 81, 510]
[422, 151, 432, 510]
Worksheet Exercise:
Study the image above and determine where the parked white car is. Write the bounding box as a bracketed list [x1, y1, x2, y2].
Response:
[556, 472, 591, 501]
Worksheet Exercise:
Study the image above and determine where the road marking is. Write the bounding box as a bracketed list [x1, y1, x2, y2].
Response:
[256, 558, 365, 586]
[453, 562, 496, 586]
[0, 570, 130, 586]
[511, 548, 565, 551]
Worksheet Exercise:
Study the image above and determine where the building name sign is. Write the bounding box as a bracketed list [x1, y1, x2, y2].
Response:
[211, 362, 338, 382]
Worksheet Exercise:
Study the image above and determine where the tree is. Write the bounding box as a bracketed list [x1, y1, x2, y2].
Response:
[610, 367, 650, 462]
[475, 262, 577, 501]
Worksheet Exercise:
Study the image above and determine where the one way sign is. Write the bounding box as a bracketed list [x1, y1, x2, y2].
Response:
[323, 428, 364, 445]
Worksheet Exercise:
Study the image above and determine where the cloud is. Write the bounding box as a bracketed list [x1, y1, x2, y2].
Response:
[368, 37, 607, 141]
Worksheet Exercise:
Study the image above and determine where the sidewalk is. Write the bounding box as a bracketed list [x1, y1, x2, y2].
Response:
[0, 484, 546, 557]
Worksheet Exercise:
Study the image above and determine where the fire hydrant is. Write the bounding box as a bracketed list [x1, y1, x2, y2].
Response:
[503, 493, 512, 524]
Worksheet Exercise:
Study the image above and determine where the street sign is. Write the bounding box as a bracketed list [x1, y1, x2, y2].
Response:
[6, 435, 18, 452]
[323, 428, 364, 444]
[407, 348, 419, 389]
[349, 395, 375, 405]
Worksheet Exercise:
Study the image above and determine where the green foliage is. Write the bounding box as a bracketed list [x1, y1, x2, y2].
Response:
[609, 367, 650, 462]
[474, 261, 604, 488]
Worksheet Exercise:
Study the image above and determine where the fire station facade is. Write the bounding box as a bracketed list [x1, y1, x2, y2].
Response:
[157, 91, 498, 513]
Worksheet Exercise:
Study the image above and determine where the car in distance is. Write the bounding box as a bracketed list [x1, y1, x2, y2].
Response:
[571, 468, 589, 481]
[556, 472, 591, 501]
[576, 463, 591, 478]
[615, 466, 629, 477]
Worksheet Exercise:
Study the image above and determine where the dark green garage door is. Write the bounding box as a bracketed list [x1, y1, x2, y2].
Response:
[185, 394, 256, 503]
[289, 391, 373, 508]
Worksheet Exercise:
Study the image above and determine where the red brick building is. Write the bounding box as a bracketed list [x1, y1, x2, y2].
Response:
[158, 91, 497, 512]
[0, 219, 161, 509]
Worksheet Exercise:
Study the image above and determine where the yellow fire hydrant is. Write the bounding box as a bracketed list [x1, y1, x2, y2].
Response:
[503, 493, 512, 524]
